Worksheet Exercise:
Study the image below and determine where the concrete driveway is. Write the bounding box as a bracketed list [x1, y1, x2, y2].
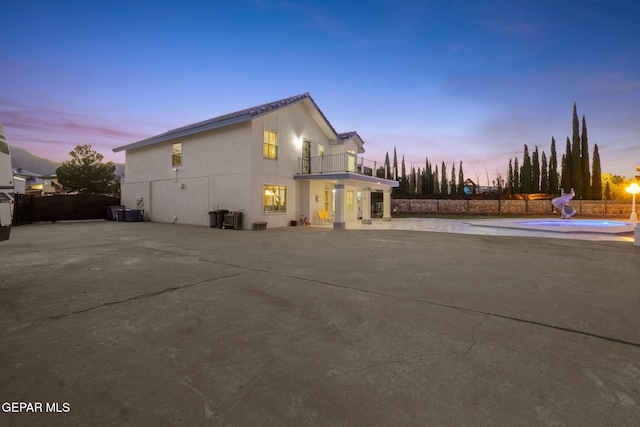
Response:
[1, 221, 639, 426]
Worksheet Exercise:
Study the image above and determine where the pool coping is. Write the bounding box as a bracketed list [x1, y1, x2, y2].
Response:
[464, 218, 636, 235]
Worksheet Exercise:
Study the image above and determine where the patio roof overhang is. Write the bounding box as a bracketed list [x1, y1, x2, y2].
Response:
[294, 172, 399, 189]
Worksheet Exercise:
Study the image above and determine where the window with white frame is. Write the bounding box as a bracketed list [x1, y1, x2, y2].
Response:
[264, 185, 286, 213]
[346, 190, 355, 210]
[263, 130, 278, 159]
[172, 142, 182, 167]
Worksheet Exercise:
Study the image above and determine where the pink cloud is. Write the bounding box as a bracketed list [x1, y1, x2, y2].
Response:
[0, 99, 152, 163]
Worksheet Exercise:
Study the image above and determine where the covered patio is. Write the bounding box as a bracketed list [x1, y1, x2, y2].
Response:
[294, 170, 398, 229]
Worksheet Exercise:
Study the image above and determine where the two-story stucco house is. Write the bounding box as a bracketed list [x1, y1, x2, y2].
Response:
[113, 93, 398, 229]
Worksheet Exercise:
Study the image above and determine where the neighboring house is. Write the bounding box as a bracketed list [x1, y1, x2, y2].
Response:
[40, 173, 59, 191]
[13, 168, 56, 195]
[113, 93, 398, 229]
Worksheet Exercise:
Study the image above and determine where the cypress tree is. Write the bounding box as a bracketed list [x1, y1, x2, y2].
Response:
[581, 115, 591, 198]
[549, 137, 559, 195]
[430, 161, 435, 193]
[532, 146, 540, 193]
[384, 152, 390, 179]
[540, 151, 549, 194]
[440, 162, 448, 194]
[513, 157, 520, 193]
[458, 161, 465, 194]
[507, 159, 514, 194]
[422, 158, 427, 194]
[425, 158, 433, 194]
[434, 165, 440, 194]
[591, 144, 602, 200]
[416, 167, 423, 194]
[400, 156, 408, 194]
[521, 145, 532, 193]
[562, 137, 572, 193]
[409, 166, 416, 194]
[392, 147, 398, 180]
[450, 163, 457, 194]
[604, 181, 611, 200]
[571, 103, 583, 197]
[561, 154, 567, 191]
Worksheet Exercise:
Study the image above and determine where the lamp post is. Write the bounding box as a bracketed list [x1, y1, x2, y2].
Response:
[626, 182, 640, 221]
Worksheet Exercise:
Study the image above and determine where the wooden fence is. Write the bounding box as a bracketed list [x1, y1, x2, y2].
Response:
[13, 194, 120, 225]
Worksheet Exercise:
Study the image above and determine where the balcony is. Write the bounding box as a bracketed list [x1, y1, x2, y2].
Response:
[297, 153, 389, 179]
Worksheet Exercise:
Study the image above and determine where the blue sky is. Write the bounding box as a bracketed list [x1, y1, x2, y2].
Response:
[1, 0, 638, 182]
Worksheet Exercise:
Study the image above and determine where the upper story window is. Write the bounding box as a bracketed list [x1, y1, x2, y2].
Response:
[263, 130, 278, 159]
[172, 142, 182, 167]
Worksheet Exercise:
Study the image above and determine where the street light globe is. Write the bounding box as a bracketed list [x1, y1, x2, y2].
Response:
[626, 183, 640, 221]
[626, 183, 640, 194]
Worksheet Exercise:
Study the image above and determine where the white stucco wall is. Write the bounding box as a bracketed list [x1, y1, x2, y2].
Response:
[246, 102, 335, 228]
[120, 100, 339, 229]
[301, 181, 332, 225]
[121, 121, 253, 227]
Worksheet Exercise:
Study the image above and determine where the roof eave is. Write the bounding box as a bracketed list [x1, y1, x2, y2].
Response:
[113, 93, 340, 153]
[113, 115, 252, 153]
[301, 97, 339, 142]
[294, 172, 399, 187]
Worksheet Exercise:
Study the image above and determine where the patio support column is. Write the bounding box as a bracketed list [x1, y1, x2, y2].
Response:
[333, 183, 346, 229]
[362, 187, 372, 224]
[382, 188, 392, 222]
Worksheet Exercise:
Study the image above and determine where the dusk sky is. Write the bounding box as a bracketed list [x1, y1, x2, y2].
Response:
[2, 0, 639, 182]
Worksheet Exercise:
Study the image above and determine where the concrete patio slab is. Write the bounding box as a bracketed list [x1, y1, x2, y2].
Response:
[1, 221, 639, 426]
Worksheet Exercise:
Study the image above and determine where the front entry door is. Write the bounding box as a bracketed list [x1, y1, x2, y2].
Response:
[302, 140, 310, 174]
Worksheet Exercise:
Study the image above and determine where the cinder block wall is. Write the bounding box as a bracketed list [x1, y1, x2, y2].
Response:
[391, 198, 632, 216]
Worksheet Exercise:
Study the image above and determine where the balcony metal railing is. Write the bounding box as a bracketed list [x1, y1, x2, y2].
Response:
[298, 153, 391, 179]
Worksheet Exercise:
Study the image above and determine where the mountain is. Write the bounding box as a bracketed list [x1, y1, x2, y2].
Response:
[10, 146, 61, 175]
[9, 145, 125, 176]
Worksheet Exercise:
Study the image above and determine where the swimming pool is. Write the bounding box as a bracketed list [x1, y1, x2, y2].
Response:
[516, 219, 631, 227]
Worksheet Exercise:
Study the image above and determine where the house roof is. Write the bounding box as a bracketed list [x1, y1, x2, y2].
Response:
[113, 93, 341, 153]
[13, 168, 42, 178]
[337, 131, 365, 154]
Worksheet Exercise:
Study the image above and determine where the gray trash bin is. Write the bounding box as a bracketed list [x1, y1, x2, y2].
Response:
[216, 210, 228, 228]
[208, 211, 217, 228]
